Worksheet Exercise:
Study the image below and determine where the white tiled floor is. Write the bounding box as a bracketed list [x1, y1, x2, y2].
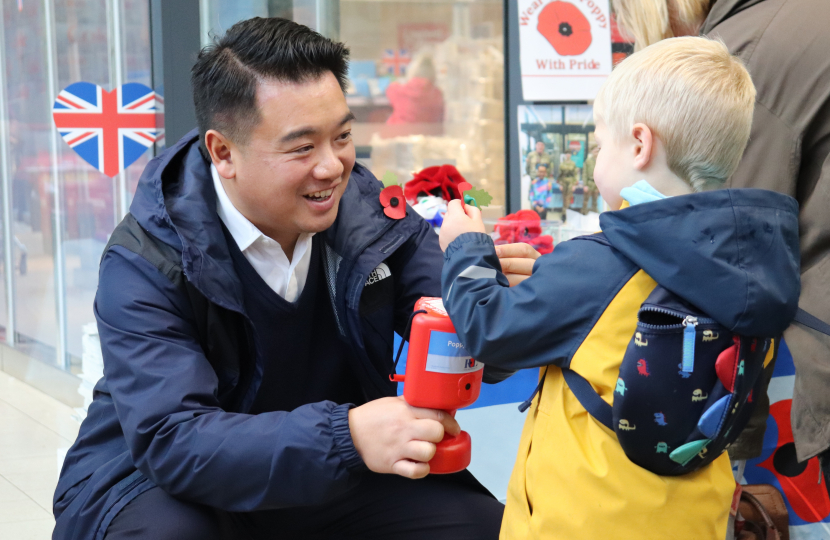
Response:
[0, 370, 81, 539]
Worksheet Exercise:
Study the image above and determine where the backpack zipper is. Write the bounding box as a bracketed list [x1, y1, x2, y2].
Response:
[637, 306, 716, 329]
[681, 316, 698, 373]
[638, 307, 714, 374]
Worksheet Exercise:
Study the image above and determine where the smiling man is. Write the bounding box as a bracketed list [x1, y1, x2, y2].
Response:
[52, 18, 502, 540]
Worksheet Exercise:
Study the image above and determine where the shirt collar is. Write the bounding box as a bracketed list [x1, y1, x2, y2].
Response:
[211, 164, 315, 261]
[211, 163, 270, 252]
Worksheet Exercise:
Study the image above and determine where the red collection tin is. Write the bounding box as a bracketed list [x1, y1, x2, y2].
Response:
[390, 297, 483, 473]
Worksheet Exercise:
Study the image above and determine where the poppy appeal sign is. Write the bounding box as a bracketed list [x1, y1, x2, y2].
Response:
[518, 0, 612, 101]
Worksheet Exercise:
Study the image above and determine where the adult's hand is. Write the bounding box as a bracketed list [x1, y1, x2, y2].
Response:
[348, 396, 460, 479]
[496, 242, 541, 287]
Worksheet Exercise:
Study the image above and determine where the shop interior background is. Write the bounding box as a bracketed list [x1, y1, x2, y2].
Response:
[0, 0, 508, 383]
[0, 0, 524, 504]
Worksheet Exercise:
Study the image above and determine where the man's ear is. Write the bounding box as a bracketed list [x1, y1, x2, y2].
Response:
[631, 123, 655, 171]
[204, 129, 236, 179]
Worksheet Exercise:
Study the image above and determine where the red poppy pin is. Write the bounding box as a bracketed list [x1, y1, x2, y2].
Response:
[379, 171, 406, 220]
[537, 1, 592, 56]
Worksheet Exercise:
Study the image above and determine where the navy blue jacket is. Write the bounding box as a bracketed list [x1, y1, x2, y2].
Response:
[52, 130, 444, 540]
[443, 189, 801, 373]
[443, 189, 801, 540]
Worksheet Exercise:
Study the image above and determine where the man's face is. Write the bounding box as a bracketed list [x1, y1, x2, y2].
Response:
[221, 72, 355, 247]
[535, 141, 545, 154]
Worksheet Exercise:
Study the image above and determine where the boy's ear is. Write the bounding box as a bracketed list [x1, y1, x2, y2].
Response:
[631, 123, 654, 171]
[205, 129, 237, 180]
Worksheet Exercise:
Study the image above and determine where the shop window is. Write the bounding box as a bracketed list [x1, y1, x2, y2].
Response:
[0, 0, 152, 371]
[341, 0, 504, 210]
[203, 0, 506, 211]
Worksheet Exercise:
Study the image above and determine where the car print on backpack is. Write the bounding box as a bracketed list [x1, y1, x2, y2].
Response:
[618, 419, 636, 431]
[691, 389, 708, 402]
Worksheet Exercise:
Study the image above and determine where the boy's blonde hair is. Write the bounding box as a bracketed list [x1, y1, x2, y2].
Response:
[593, 36, 755, 191]
[611, 0, 711, 50]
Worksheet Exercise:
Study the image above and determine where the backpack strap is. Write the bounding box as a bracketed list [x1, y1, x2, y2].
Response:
[538, 233, 614, 429]
[104, 213, 185, 286]
[793, 308, 830, 336]
[561, 367, 614, 430]
[518, 367, 548, 412]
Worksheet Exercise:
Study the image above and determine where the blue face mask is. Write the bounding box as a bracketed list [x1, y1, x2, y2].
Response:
[620, 180, 668, 206]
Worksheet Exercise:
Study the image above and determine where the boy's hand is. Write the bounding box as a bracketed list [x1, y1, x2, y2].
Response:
[496, 243, 541, 287]
[439, 200, 486, 252]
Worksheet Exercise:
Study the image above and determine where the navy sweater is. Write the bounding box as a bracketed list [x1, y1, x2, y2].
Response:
[226, 231, 365, 413]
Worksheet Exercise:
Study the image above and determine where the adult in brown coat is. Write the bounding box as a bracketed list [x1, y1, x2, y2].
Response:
[613, 0, 830, 489]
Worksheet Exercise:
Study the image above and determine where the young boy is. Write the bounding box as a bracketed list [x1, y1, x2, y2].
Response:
[439, 37, 800, 539]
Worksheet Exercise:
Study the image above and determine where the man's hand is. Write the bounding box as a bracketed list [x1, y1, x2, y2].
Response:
[439, 200, 486, 252]
[348, 396, 460, 479]
[495, 242, 541, 287]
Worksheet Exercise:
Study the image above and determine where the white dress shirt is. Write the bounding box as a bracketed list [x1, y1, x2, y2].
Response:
[212, 164, 313, 302]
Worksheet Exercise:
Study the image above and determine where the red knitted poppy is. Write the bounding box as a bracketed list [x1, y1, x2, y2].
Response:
[493, 210, 554, 255]
[404, 165, 469, 203]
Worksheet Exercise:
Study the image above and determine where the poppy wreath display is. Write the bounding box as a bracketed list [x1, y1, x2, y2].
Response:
[404, 164, 469, 203]
[537, 1, 592, 56]
[493, 209, 554, 255]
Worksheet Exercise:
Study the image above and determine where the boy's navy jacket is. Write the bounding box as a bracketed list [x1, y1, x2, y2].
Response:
[442, 189, 801, 539]
[52, 130, 445, 540]
[443, 189, 801, 371]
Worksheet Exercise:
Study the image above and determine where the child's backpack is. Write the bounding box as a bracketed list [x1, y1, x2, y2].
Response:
[561, 284, 770, 476]
[554, 281, 826, 477]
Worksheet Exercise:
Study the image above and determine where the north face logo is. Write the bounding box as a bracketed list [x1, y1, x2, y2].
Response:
[365, 263, 391, 286]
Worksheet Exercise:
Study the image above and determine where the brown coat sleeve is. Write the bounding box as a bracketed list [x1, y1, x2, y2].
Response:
[706, 0, 830, 461]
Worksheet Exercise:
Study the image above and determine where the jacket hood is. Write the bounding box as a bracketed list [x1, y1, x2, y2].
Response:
[600, 189, 800, 337]
[130, 129, 244, 312]
[701, 0, 767, 33]
[129, 129, 398, 313]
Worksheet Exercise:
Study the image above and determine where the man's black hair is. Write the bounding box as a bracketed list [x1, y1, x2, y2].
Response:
[191, 17, 350, 153]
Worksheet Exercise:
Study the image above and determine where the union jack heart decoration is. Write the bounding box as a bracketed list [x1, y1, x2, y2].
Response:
[52, 82, 164, 177]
